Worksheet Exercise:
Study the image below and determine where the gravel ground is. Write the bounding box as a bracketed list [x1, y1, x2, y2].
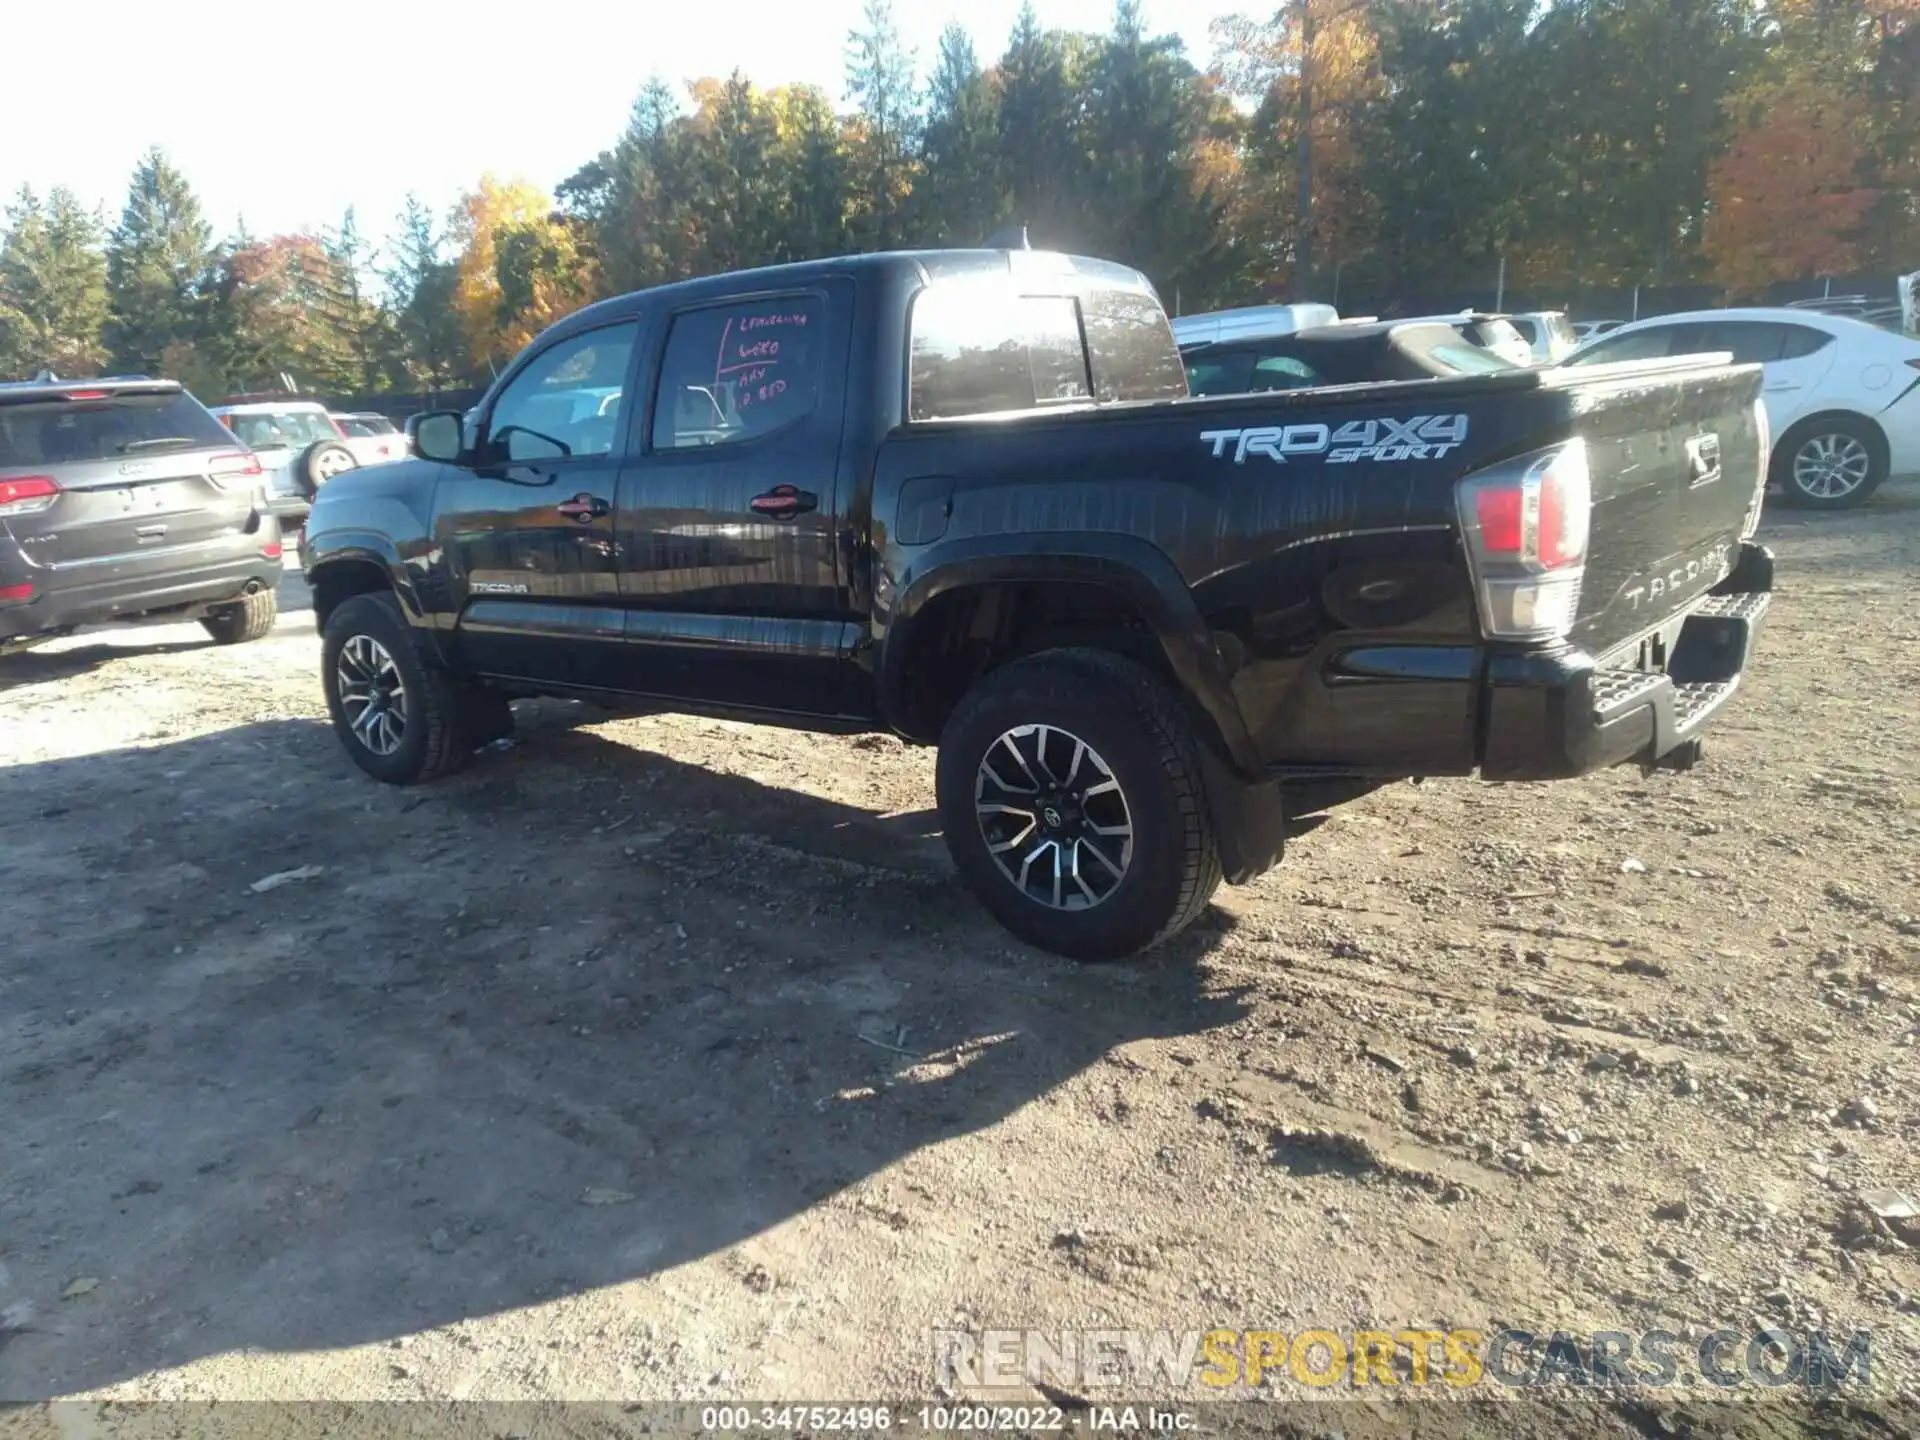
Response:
[1, 494, 1916, 1431]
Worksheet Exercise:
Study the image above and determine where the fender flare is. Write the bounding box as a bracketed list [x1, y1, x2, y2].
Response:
[303, 530, 430, 631]
[878, 531, 1262, 777]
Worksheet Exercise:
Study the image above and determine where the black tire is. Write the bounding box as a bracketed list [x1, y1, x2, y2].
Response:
[1771, 416, 1888, 510]
[200, 588, 277, 645]
[936, 648, 1222, 962]
[321, 591, 472, 785]
[299, 441, 358, 498]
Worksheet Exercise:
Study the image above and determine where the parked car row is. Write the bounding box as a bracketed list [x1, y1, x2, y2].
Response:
[1178, 299, 1919, 510]
[1, 380, 416, 656]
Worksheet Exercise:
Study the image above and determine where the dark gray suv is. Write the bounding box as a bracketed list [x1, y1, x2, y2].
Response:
[0, 376, 284, 653]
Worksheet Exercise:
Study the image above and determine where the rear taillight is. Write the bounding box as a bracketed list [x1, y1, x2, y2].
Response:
[1455, 439, 1591, 641]
[62, 389, 108, 401]
[0, 475, 61, 516]
[261, 539, 284, 559]
[329, 416, 349, 439]
[1744, 396, 1770, 539]
[0, 582, 34, 602]
[207, 450, 263, 490]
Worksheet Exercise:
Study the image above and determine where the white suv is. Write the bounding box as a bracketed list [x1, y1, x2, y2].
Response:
[208, 397, 358, 521]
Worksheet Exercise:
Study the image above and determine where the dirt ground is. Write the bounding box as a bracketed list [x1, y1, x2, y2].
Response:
[2, 489, 1917, 1430]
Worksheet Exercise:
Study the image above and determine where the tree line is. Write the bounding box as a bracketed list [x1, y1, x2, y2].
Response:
[1, 0, 1913, 392]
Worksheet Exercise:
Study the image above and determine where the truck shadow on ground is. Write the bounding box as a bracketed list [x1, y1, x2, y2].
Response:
[0, 715, 1248, 1395]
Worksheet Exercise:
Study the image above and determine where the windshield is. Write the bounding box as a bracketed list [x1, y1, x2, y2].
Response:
[0, 390, 233, 466]
[338, 415, 396, 436]
[226, 410, 338, 450]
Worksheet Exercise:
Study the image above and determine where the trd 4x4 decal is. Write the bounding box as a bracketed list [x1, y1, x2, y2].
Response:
[1200, 414, 1471, 465]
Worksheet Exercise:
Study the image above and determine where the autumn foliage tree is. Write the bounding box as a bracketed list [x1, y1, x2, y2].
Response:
[1704, 1, 1898, 288]
[448, 175, 596, 373]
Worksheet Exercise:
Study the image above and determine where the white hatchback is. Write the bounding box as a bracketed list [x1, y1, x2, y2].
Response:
[1566, 307, 1920, 508]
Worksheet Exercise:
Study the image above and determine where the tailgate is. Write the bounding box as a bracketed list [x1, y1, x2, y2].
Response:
[1547, 357, 1765, 658]
[14, 453, 255, 563]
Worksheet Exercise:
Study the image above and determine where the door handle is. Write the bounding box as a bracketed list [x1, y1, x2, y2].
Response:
[556, 492, 610, 522]
[750, 484, 818, 520]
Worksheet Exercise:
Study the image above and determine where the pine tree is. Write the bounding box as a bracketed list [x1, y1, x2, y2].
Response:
[995, 2, 1085, 244]
[845, 0, 918, 249]
[911, 24, 1006, 244]
[774, 85, 855, 261]
[104, 148, 212, 377]
[597, 78, 685, 291]
[383, 194, 467, 388]
[323, 207, 395, 392]
[0, 186, 109, 379]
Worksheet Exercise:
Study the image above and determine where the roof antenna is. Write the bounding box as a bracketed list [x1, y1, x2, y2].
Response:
[983, 221, 1030, 250]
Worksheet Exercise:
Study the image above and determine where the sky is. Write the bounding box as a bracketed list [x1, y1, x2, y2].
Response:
[2, 0, 1247, 249]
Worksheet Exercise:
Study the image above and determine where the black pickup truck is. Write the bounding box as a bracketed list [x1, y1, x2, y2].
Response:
[303, 248, 1772, 960]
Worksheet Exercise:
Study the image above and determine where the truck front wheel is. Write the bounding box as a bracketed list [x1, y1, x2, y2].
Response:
[936, 648, 1222, 961]
[321, 592, 476, 785]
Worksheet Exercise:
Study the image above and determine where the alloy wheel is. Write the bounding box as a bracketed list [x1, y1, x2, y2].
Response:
[974, 723, 1134, 911]
[336, 634, 409, 756]
[1792, 433, 1872, 500]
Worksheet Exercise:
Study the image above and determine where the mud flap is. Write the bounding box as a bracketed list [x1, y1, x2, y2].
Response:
[1197, 742, 1286, 886]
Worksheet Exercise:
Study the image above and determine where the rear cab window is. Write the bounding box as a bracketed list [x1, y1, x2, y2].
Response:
[908, 266, 1185, 423]
[0, 389, 233, 466]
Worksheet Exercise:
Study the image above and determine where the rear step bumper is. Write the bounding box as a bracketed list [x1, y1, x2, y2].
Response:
[1480, 542, 1773, 781]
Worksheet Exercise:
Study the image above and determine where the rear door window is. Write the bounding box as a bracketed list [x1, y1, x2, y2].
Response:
[652, 298, 822, 450]
[1778, 324, 1835, 359]
[0, 390, 232, 466]
[1674, 321, 1786, 365]
[1568, 326, 1678, 365]
[909, 286, 1094, 421]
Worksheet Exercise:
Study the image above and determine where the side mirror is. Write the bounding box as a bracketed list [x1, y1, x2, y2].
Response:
[407, 410, 464, 464]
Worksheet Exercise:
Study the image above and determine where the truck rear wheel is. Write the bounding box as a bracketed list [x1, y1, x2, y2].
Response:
[936, 648, 1221, 961]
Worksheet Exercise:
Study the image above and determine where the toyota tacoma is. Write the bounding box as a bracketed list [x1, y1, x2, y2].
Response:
[302, 248, 1772, 960]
